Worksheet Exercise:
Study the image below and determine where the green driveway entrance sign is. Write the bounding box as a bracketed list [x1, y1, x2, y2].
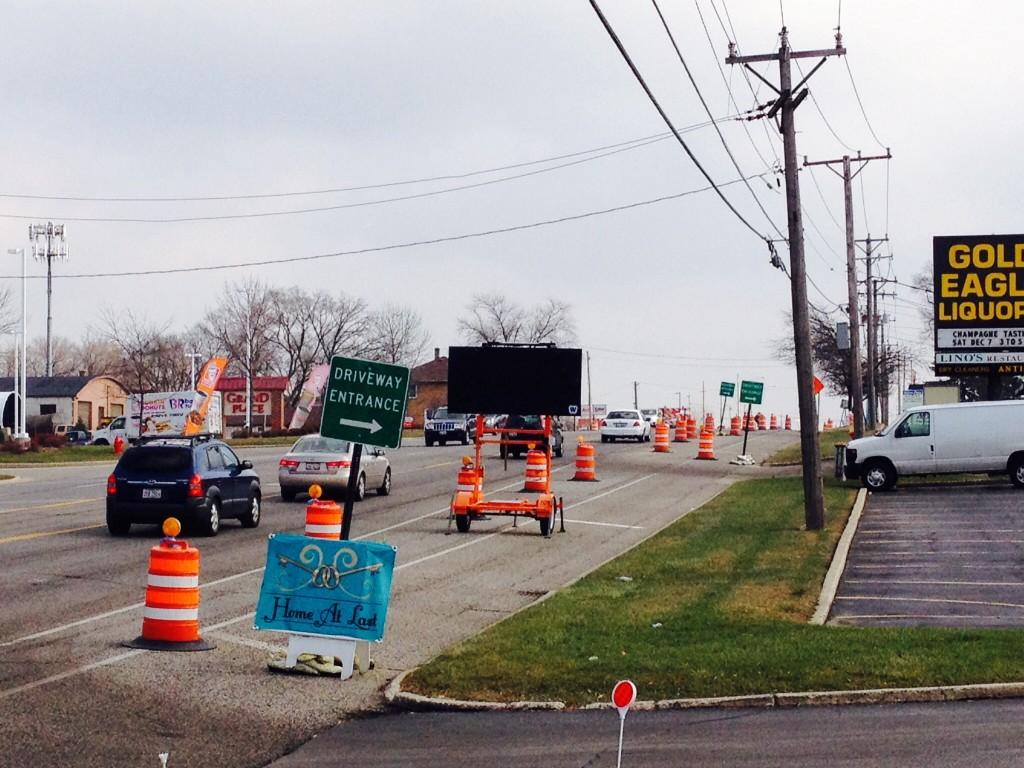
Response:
[320, 355, 411, 449]
[739, 380, 764, 405]
[719, 381, 735, 397]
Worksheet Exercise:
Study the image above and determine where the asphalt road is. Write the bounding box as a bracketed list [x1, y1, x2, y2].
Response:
[0, 429, 796, 768]
[271, 699, 1024, 768]
[830, 482, 1024, 627]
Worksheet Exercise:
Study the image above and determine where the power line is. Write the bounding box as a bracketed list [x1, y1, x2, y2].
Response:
[807, 166, 844, 231]
[589, 345, 780, 363]
[0, 173, 767, 280]
[0, 125, 732, 203]
[650, 0, 787, 241]
[844, 57, 887, 149]
[0, 131, 715, 224]
[587, 0, 772, 245]
[795, 59, 854, 151]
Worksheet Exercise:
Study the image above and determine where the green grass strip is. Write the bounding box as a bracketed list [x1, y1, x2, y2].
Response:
[0, 446, 118, 463]
[405, 476, 1024, 706]
[766, 427, 850, 465]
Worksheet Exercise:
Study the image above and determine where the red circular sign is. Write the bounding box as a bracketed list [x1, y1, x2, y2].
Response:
[612, 679, 637, 711]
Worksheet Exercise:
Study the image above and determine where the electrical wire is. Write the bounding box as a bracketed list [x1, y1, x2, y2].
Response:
[844, 57, 887, 149]
[795, 60, 855, 151]
[0, 172, 768, 280]
[0, 132, 703, 223]
[588, 345, 783, 364]
[650, 0, 787, 241]
[587, 0, 772, 245]
[807, 166, 844, 231]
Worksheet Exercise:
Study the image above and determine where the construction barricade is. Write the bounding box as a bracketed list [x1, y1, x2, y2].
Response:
[571, 439, 598, 481]
[696, 430, 717, 460]
[653, 422, 671, 453]
[125, 518, 213, 651]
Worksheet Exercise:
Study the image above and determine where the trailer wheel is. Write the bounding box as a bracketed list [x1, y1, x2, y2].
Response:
[455, 514, 471, 533]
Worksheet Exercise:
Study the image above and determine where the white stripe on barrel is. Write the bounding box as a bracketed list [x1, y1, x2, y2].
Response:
[147, 573, 200, 589]
[143, 606, 199, 621]
[305, 523, 342, 535]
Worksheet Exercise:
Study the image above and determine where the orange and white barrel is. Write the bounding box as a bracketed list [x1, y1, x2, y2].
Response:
[572, 441, 598, 481]
[456, 461, 483, 501]
[770, 414, 779, 430]
[696, 430, 717, 460]
[686, 416, 698, 441]
[653, 422, 671, 453]
[756, 412, 767, 431]
[305, 498, 343, 539]
[141, 536, 201, 644]
[523, 449, 548, 492]
[704, 414, 714, 433]
[673, 419, 689, 442]
[784, 415, 792, 430]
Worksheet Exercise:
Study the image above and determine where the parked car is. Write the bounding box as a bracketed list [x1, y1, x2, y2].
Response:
[424, 407, 476, 446]
[846, 401, 1024, 491]
[64, 428, 92, 445]
[106, 434, 261, 537]
[278, 433, 391, 501]
[499, 415, 564, 459]
[600, 409, 651, 443]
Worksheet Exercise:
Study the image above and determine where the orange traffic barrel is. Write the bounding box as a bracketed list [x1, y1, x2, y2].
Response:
[571, 439, 598, 481]
[696, 430, 717, 460]
[523, 449, 548, 492]
[756, 412, 767, 431]
[785, 415, 792, 430]
[125, 518, 213, 651]
[304, 485, 343, 539]
[704, 414, 714, 433]
[673, 419, 689, 442]
[653, 422, 671, 453]
[824, 418, 835, 430]
[686, 416, 697, 440]
[456, 457, 483, 500]
[729, 416, 742, 436]
[770, 414, 779, 430]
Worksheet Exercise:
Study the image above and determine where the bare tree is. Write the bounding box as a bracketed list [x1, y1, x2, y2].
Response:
[525, 298, 576, 345]
[75, 330, 123, 376]
[197, 277, 278, 379]
[308, 291, 371, 361]
[268, 287, 318, 407]
[458, 294, 574, 346]
[102, 310, 174, 433]
[367, 304, 430, 366]
[26, 335, 79, 376]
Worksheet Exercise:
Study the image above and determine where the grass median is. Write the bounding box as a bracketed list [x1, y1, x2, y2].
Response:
[765, 427, 850, 466]
[404, 476, 1024, 705]
[0, 446, 118, 464]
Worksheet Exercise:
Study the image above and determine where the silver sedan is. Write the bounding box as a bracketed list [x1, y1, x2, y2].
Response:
[278, 434, 392, 502]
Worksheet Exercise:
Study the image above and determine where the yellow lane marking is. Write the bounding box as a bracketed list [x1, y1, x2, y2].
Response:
[0, 524, 105, 544]
[0, 498, 96, 516]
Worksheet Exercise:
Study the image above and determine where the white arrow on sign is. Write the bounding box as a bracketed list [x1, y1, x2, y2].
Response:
[338, 417, 382, 434]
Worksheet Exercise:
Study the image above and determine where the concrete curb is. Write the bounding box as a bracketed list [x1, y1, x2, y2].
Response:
[810, 487, 867, 625]
[386, 667, 1024, 712]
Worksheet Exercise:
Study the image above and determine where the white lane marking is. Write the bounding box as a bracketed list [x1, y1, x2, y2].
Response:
[0, 463, 578, 648]
[565, 519, 643, 530]
[207, 630, 283, 653]
[851, 564, 1024, 570]
[845, 579, 1024, 587]
[0, 649, 146, 702]
[835, 614, 1005, 621]
[856, 539, 1024, 545]
[0, 499, 96, 516]
[835, 595, 1024, 610]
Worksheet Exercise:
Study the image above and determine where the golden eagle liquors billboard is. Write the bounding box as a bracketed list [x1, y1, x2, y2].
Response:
[934, 234, 1024, 375]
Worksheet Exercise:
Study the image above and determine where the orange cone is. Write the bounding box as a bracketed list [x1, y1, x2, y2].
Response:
[125, 518, 213, 651]
[696, 430, 717, 460]
[653, 422, 671, 453]
[304, 485, 343, 539]
[571, 439, 598, 481]
[523, 449, 548, 492]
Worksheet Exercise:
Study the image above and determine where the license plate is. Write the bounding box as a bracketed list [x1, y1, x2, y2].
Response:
[142, 488, 162, 500]
[615, 422, 627, 428]
[305, 462, 321, 471]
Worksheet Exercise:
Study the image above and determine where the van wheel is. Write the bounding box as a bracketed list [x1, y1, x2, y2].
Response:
[1009, 455, 1024, 488]
[861, 460, 896, 491]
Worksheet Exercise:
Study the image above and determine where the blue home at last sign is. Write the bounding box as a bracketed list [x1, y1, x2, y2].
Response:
[319, 355, 411, 449]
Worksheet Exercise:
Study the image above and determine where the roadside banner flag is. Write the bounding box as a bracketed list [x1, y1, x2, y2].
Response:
[813, 375, 825, 396]
[288, 363, 331, 431]
[184, 356, 228, 435]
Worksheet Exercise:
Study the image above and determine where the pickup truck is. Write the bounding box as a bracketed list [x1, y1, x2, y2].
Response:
[424, 407, 476, 446]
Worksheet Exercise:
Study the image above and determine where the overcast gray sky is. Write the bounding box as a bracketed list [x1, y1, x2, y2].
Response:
[1, 1, 1011, 421]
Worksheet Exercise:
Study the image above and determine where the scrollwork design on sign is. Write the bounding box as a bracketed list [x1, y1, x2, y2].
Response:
[276, 543, 380, 599]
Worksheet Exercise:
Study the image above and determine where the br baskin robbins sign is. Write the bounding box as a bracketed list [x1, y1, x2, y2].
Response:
[934, 234, 1024, 373]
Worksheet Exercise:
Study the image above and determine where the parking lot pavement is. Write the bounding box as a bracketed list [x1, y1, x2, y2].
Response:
[829, 483, 1024, 628]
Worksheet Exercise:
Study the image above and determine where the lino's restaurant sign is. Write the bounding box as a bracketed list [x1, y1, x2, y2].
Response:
[934, 234, 1024, 374]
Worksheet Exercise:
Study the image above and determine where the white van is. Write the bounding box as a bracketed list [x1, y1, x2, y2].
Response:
[845, 401, 1024, 491]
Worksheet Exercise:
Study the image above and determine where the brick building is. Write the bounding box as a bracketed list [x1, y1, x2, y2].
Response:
[406, 348, 448, 428]
[216, 376, 289, 433]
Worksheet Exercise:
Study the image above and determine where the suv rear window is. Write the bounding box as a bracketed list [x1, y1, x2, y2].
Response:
[118, 447, 193, 474]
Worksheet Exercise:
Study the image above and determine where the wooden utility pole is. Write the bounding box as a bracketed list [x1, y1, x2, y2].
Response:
[633, 380, 639, 410]
[727, 27, 844, 531]
[803, 150, 890, 439]
[856, 236, 888, 429]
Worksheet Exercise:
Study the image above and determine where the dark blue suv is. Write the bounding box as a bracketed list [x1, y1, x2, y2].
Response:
[106, 434, 261, 537]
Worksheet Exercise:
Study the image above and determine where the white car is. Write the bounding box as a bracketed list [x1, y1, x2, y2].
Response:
[600, 409, 651, 443]
[640, 408, 660, 428]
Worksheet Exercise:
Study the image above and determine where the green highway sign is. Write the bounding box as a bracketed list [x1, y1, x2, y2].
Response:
[320, 356, 411, 449]
[739, 380, 764, 405]
[719, 381, 735, 398]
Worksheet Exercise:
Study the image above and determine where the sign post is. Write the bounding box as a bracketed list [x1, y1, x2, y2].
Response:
[611, 679, 637, 768]
[718, 381, 735, 435]
[320, 356, 411, 539]
[731, 380, 764, 465]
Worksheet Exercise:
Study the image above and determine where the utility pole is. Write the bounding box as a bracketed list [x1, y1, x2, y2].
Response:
[28, 222, 68, 377]
[803, 150, 890, 439]
[728, 27, 844, 531]
[856, 236, 889, 429]
[633, 381, 639, 410]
